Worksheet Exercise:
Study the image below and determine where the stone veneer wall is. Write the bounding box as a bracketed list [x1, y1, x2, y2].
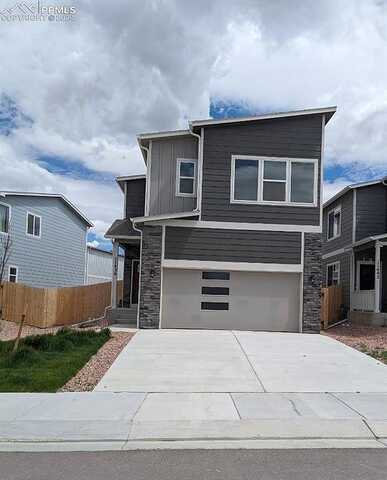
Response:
[303, 232, 322, 333]
[138, 225, 162, 328]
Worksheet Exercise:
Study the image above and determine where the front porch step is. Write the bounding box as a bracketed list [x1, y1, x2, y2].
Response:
[104, 307, 138, 326]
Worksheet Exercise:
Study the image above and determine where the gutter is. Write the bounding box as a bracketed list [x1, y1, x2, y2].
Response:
[188, 123, 202, 212]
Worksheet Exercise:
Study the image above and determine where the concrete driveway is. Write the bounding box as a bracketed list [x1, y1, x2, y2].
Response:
[96, 330, 387, 393]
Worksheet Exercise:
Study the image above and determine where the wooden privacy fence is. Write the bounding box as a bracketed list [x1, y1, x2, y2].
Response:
[321, 286, 342, 330]
[1, 281, 123, 328]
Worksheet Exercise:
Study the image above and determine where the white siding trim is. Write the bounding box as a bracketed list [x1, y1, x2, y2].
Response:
[159, 225, 166, 328]
[326, 260, 340, 286]
[198, 127, 204, 220]
[25, 211, 42, 238]
[352, 188, 357, 243]
[175, 158, 197, 197]
[299, 232, 304, 333]
[144, 140, 152, 216]
[8, 265, 18, 283]
[150, 219, 322, 233]
[320, 114, 325, 229]
[322, 247, 349, 260]
[326, 204, 342, 241]
[0, 201, 11, 235]
[162, 259, 303, 273]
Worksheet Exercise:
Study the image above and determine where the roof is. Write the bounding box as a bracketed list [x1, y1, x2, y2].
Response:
[190, 106, 337, 129]
[87, 244, 124, 256]
[323, 177, 387, 209]
[131, 210, 200, 224]
[352, 233, 387, 248]
[0, 191, 93, 227]
[105, 218, 141, 239]
[136, 106, 337, 163]
[116, 174, 146, 193]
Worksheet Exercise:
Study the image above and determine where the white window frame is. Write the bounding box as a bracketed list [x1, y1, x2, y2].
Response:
[26, 212, 42, 238]
[175, 158, 197, 198]
[327, 205, 341, 241]
[8, 265, 18, 283]
[0, 202, 11, 235]
[230, 155, 318, 207]
[326, 261, 340, 286]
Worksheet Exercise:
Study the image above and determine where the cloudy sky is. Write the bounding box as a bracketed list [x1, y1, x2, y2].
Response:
[1, 0, 386, 249]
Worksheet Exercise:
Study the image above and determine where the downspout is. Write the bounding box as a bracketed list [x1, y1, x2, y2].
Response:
[188, 123, 202, 213]
[139, 142, 150, 216]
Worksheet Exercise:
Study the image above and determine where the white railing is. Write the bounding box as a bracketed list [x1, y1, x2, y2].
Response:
[352, 290, 375, 312]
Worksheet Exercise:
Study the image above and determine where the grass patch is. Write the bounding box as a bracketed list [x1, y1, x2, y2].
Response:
[357, 343, 387, 364]
[0, 328, 111, 392]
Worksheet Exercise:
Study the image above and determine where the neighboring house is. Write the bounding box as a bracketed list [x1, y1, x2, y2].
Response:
[0, 192, 93, 288]
[86, 245, 124, 284]
[106, 106, 336, 332]
[322, 178, 387, 325]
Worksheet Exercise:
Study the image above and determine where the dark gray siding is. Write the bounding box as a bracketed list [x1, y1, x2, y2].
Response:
[125, 178, 145, 219]
[165, 227, 301, 264]
[201, 114, 322, 225]
[322, 190, 353, 255]
[356, 183, 387, 241]
[149, 136, 197, 216]
[322, 251, 351, 311]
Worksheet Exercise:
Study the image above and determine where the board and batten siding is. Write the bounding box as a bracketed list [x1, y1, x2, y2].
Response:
[148, 136, 198, 216]
[164, 227, 301, 264]
[322, 190, 353, 255]
[201, 114, 322, 225]
[86, 247, 124, 284]
[355, 183, 387, 241]
[125, 178, 146, 219]
[3, 196, 88, 288]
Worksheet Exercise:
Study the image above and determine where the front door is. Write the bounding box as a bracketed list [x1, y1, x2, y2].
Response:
[131, 260, 140, 304]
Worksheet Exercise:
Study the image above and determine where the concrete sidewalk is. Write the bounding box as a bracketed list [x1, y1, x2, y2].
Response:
[0, 392, 386, 451]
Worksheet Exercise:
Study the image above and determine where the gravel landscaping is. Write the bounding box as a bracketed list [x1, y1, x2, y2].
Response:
[60, 331, 135, 392]
[323, 323, 387, 363]
[0, 320, 62, 341]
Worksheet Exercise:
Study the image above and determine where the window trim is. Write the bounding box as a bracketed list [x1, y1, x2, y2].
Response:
[326, 261, 340, 286]
[26, 211, 42, 238]
[327, 205, 341, 241]
[0, 202, 11, 235]
[230, 155, 318, 207]
[8, 265, 18, 283]
[175, 158, 197, 198]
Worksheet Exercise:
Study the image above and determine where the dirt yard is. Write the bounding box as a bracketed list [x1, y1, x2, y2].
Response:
[323, 323, 387, 363]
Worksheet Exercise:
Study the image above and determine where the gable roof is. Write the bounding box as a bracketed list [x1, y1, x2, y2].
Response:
[323, 177, 387, 209]
[0, 191, 93, 227]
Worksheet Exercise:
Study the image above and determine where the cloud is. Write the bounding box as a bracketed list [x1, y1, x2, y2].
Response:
[0, 0, 386, 235]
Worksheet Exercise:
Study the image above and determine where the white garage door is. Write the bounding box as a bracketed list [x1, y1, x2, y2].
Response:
[161, 268, 300, 332]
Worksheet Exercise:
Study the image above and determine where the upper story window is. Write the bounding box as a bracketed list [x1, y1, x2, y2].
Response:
[26, 212, 41, 238]
[176, 158, 196, 197]
[327, 206, 341, 240]
[326, 261, 340, 286]
[0, 203, 10, 234]
[231, 156, 317, 206]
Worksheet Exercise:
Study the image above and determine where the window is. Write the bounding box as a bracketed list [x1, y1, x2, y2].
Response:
[231, 156, 317, 206]
[357, 262, 375, 291]
[202, 271, 230, 280]
[201, 302, 229, 311]
[0, 203, 10, 234]
[26, 213, 41, 237]
[326, 262, 340, 286]
[176, 158, 196, 197]
[8, 266, 18, 283]
[201, 286, 229, 295]
[327, 206, 341, 240]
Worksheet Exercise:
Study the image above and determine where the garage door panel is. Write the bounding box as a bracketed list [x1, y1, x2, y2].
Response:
[162, 269, 300, 332]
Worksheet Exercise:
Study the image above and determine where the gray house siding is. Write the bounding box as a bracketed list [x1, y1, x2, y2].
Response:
[201, 114, 322, 225]
[3, 196, 87, 288]
[165, 227, 301, 264]
[322, 190, 353, 255]
[322, 251, 351, 311]
[149, 136, 198, 216]
[125, 178, 146, 219]
[355, 183, 387, 241]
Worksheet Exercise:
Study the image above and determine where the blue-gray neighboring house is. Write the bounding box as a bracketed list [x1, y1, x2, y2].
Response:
[0, 192, 93, 288]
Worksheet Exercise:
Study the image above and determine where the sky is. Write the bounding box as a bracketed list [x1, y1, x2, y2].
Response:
[0, 0, 386, 250]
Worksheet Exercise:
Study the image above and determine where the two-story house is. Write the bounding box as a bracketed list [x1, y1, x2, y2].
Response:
[322, 179, 387, 325]
[0, 192, 93, 287]
[106, 106, 336, 332]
